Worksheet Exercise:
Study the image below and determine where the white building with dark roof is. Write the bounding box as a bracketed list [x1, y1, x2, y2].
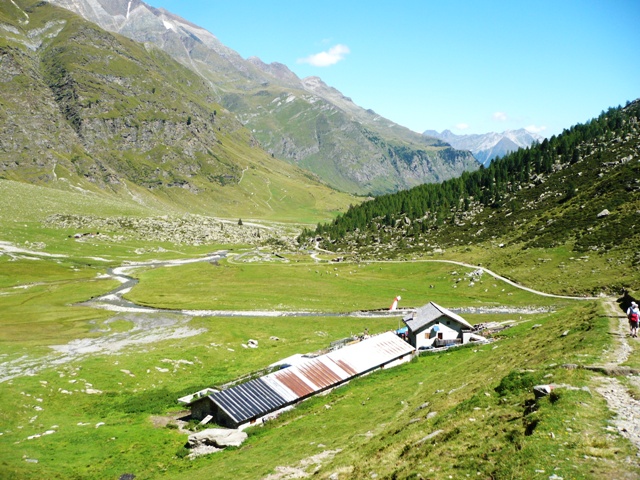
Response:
[403, 301, 485, 349]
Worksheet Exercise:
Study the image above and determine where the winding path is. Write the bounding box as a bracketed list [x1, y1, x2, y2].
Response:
[419, 259, 602, 300]
[308, 241, 601, 301]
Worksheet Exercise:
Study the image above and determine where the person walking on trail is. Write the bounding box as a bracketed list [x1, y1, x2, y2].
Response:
[627, 301, 640, 338]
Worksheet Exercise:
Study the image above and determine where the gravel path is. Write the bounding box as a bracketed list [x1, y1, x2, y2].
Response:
[593, 299, 640, 453]
[595, 376, 640, 449]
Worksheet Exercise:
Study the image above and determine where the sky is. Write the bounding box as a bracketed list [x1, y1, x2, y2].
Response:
[148, 0, 639, 137]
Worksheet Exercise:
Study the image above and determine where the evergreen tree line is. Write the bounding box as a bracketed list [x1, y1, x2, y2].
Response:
[301, 101, 640, 243]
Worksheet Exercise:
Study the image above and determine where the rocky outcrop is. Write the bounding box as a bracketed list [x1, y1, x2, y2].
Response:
[45, 214, 299, 247]
[186, 428, 248, 457]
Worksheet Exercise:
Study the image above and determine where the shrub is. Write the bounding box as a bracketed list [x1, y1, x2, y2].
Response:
[495, 370, 543, 397]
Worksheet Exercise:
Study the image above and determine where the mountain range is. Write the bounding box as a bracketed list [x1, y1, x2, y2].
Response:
[48, 0, 479, 195]
[0, 0, 356, 220]
[423, 128, 543, 166]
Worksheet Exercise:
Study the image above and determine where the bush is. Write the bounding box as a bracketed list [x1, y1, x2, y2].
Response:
[495, 370, 543, 397]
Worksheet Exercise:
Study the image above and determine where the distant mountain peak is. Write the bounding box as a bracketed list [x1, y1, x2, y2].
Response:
[424, 128, 542, 166]
[247, 57, 300, 84]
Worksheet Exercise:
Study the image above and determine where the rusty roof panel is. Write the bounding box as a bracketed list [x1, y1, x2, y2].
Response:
[297, 360, 344, 389]
[331, 359, 358, 376]
[261, 375, 298, 403]
[272, 368, 316, 397]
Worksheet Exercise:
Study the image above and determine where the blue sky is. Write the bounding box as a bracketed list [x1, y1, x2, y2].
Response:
[149, 0, 639, 137]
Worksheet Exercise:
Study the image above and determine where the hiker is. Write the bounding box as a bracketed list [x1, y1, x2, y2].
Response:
[627, 301, 640, 338]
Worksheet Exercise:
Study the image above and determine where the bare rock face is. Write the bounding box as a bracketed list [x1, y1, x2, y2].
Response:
[187, 428, 248, 449]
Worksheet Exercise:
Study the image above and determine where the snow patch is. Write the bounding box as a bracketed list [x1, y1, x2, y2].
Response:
[162, 19, 176, 32]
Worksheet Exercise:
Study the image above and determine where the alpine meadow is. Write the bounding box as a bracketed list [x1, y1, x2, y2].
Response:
[1, 1, 640, 480]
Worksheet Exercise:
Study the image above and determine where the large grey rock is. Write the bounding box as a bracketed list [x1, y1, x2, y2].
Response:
[533, 384, 554, 398]
[187, 428, 247, 448]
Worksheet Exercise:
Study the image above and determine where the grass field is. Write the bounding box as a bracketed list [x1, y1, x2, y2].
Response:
[125, 257, 567, 313]
[1, 179, 639, 479]
[2, 236, 638, 479]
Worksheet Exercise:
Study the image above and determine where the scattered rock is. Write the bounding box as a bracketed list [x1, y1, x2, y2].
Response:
[533, 384, 554, 398]
[45, 214, 297, 248]
[187, 428, 248, 449]
[561, 363, 579, 370]
[416, 429, 444, 445]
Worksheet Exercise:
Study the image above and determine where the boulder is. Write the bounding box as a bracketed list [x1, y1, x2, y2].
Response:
[533, 384, 554, 398]
[597, 209, 610, 218]
[187, 428, 247, 449]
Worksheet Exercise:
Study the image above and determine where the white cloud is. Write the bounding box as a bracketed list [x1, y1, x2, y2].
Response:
[492, 111, 508, 122]
[525, 125, 547, 134]
[297, 44, 350, 67]
[455, 123, 470, 130]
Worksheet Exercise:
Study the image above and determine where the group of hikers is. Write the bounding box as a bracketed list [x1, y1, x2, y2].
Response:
[628, 301, 640, 338]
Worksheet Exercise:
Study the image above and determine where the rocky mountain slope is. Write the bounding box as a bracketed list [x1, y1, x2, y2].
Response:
[49, 0, 479, 194]
[0, 0, 352, 220]
[424, 128, 542, 166]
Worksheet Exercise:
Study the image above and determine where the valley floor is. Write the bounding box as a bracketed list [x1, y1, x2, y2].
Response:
[1, 239, 640, 479]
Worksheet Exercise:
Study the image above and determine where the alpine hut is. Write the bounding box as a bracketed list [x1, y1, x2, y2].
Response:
[403, 301, 483, 349]
[185, 331, 414, 429]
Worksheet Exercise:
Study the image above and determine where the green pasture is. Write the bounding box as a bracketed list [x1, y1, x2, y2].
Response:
[0, 257, 118, 356]
[445, 243, 637, 298]
[0, 313, 397, 480]
[126, 258, 570, 312]
[1, 297, 634, 479]
[0, 191, 637, 478]
[0, 249, 635, 479]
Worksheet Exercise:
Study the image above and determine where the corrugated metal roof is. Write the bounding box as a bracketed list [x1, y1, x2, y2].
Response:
[403, 302, 472, 332]
[209, 331, 414, 426]
[210, 378, 288, 425]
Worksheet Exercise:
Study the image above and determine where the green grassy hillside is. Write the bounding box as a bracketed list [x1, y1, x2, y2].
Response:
[49, 0, 480, 195]
[305, 100, 640, 296]
[0, 0, 354, 223]
[1, 157, 639, 479]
